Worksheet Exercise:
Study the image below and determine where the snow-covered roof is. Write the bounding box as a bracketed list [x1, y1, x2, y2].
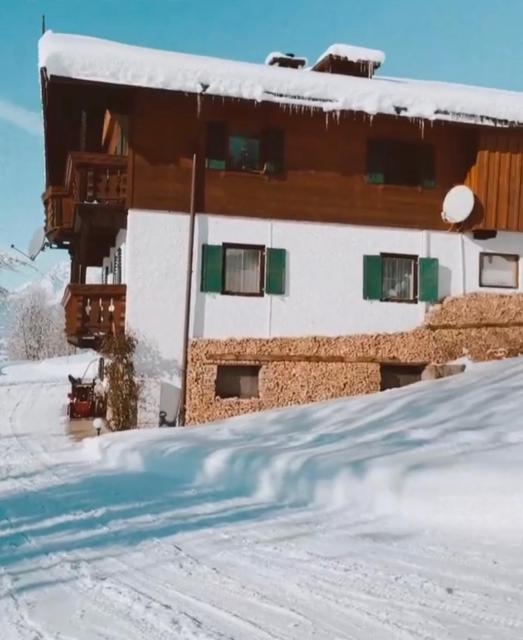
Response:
[315, 43, 385, 66]
[39, 32, 523, 128]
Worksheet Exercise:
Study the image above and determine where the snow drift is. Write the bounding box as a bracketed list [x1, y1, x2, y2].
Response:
[84, 357, 523, 539]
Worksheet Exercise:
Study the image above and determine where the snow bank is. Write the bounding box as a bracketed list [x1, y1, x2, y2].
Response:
[39, 32, 523, 126]
[0, 351, 99, 385]
[85, 357, 523, 539]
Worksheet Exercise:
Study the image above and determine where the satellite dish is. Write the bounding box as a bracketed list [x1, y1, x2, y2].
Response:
[28, 227, 46, 261]
[441, 185, 475, 224]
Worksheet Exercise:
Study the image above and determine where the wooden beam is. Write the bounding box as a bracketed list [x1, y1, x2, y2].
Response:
[426, 321, 523, 330]
[204, 353, 428, 366]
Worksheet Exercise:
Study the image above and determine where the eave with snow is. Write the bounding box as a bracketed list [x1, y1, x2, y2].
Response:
[40, 32, 523, 128]
[38, 31, 523, 425]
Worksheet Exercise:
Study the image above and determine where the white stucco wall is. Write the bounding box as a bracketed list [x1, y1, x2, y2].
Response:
[123, 209, 523, 419]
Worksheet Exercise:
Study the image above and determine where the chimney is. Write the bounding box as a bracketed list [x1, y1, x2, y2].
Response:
[312, 44, 385, 78]
[265, 52, 307, 70]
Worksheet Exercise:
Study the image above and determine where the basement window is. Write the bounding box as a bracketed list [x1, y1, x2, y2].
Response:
[479, 253, 519, 288]
[215, 365, 261, 399]
[380, 364, 425, 391]
[367, 140, 435, 188]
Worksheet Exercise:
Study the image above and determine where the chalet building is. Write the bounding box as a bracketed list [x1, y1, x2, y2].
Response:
[39, 33, 523, 425]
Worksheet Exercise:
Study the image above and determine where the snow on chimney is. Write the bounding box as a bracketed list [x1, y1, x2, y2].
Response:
[312, 44, 385, 78]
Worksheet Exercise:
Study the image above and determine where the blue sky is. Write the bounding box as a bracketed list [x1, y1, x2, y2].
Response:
[1, 0, 523, 290]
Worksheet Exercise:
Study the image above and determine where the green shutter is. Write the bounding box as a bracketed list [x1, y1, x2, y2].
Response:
[265, 248, 286, 295]
[363, 255, 382, 300]
[419, 257, 439, 302]
[201, 244, 223, 293]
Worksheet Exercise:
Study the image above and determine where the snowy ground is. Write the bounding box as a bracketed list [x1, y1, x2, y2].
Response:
[0, 354, 522, 639]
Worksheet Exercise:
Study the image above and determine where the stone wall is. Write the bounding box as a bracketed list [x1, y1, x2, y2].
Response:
[186, 294, 523, 425]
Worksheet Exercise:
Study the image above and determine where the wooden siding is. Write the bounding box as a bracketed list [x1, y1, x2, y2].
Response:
[128, 91, 478, 231]
[465, 130, 523, 231]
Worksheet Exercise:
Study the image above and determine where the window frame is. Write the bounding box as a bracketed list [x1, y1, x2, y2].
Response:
[215, 365, 261, 399]
[380, 253, 419, 303]
[479, 252, 519, 289]
[222, 243, 266, 297]
[366, 139, 436, 189]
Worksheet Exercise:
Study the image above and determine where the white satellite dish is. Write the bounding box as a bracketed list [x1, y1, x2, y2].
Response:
[441, 185, 475, 224]
[28, 227, 46, 261]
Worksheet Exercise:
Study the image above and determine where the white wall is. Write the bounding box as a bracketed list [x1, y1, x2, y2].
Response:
[124, 209, 523, 364]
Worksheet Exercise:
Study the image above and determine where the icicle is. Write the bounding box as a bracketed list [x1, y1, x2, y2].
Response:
[196, 93, 202, 118]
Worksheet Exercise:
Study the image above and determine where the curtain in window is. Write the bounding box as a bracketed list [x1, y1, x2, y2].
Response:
[224, 248, 261, 294]
[382, 257, 415, 300]
[480, 254, 518, 287]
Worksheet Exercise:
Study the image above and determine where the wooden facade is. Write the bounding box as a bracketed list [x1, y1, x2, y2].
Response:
[465, 130, 523, 231]
[129, 91, 477, 231]
[40, 74, 523, 347]
[43, 79, 523, 239]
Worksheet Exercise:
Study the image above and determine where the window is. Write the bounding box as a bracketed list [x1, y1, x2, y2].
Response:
[215, 365, 261, 399]
[367, 140, 435, 188]
[205, 122, 285, 174]
[363, 255, 438, 303]
[479, 253, 519, 288]
[229, 136, 261, 171]
[113, 248, 122, 284]
[223, 244, 264, 295]
[380, 364, 425, 391]
[381, 254, 417, 301]
[201, 244, 286, 296]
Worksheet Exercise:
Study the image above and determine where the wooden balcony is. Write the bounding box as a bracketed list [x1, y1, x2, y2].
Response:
[44, 152, 128, 245]
[62, 284, 126, 348]
[43, 187, 74, 243]
[66, 152, 127, 208]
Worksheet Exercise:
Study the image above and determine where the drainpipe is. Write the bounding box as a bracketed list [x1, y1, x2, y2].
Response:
[177, 153, 198, 426]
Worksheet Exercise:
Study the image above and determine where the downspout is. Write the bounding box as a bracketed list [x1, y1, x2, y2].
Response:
[177, 153, 198, 426]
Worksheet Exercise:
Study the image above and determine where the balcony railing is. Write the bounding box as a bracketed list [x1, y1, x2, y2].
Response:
[62, 284, 126, 348]
[44, 152, 127, 241]
[43, 187, 74, 235]
[66, 152, 127, 207]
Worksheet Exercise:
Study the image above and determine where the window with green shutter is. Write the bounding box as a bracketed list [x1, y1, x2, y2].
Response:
[201, 243, 287, 296]
[200, 244, 223, 292]
[363, 254, 439, 303]
[265, 248, 286, 294]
